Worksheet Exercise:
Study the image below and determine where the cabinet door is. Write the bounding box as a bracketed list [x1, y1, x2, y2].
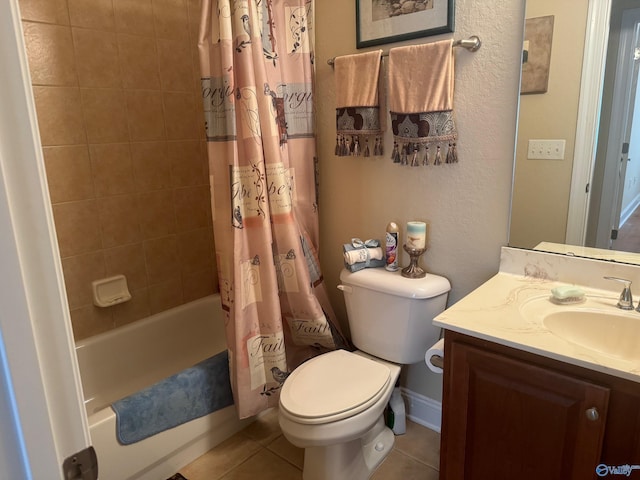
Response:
[441, 341, 610, 480]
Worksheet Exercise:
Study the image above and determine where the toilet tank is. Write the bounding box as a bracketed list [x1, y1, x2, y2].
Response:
[339, 268, 451, 364]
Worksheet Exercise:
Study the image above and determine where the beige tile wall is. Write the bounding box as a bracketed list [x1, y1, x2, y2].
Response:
[19, 0, 218, 341]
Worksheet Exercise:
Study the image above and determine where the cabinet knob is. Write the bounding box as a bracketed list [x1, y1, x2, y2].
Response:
[585, 407, 600, 422]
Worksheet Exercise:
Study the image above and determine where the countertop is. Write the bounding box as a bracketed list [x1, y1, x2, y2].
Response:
[433, 247, 640, 383]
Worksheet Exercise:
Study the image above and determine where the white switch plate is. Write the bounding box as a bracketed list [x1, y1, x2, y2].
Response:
[527, 139, 566, 160]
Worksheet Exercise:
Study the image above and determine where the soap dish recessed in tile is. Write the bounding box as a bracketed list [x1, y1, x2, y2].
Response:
[92, 275, 131, 307]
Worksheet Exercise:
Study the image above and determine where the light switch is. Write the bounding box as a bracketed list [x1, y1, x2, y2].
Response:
[527, 139, 566, 160]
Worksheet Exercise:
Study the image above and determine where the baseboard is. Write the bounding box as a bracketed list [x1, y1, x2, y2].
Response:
[400, 387, 442, 433]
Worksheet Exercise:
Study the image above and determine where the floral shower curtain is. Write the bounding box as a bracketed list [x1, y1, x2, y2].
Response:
[198, 0, 347, 418]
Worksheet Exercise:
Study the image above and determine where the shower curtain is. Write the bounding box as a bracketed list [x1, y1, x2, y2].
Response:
[198, 0, 347, 418]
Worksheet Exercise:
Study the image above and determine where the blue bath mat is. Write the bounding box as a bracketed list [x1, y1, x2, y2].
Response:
[112, 350, 234, 445]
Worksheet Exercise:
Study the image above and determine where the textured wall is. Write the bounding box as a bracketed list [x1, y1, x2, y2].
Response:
[19, 0, 217, 341]
[315, 0, 525, 400]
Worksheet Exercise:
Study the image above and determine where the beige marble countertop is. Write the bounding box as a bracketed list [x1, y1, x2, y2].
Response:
[433, 247, 640, 383]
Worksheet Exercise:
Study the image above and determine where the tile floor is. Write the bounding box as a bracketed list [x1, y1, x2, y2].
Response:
[179, 408, 440, 480]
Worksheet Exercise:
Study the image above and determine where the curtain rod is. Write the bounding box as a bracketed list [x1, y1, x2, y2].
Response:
[326, 35, 481, 66]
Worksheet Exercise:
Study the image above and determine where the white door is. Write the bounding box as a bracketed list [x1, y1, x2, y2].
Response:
[0, 1, 93, 479]
[595, 8, 640, 249]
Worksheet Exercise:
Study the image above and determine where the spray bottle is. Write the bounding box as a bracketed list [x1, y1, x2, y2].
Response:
[385, 222, 399, 271]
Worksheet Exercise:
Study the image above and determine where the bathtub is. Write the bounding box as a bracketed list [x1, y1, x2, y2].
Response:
[75, 294, 251, 480]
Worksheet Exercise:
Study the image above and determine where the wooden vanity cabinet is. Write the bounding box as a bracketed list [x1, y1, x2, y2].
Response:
[440, 331, 640, 480]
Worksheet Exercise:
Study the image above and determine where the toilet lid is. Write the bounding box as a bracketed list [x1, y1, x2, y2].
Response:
[280, 350, 391, 423]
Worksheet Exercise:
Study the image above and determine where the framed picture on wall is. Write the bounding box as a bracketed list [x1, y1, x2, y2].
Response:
[356, 0, 455, 49]
[521, 15, 555, 94]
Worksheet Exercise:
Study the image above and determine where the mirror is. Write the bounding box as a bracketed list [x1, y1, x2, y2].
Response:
[509, 0, 640, 262]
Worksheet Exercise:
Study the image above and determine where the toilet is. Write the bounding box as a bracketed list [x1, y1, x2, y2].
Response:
[278, 267, 451, 480]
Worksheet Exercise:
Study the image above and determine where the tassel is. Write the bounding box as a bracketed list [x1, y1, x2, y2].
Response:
[373, 137, 381, 156]
[446, 143, 454, 164]
[364, 137, 370, 157]
[411, 144, 419, 166]
[434, 145, 442, 166]
[392, 142, 400, 163]
[401, 143, 408, 165]
[335, 136, 341, 156]
[340, 136, 348, 156]
[353, 136, 360, 156]
[422, 145, 429, 166]
[451, 143, 458, 163]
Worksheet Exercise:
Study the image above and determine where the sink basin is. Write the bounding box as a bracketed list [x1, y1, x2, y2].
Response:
[543, 310, 640, 362]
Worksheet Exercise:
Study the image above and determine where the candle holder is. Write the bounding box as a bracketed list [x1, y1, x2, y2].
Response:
[401, 244, 427, 278]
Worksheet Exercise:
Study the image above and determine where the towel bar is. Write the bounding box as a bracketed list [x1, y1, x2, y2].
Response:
[327, 35, 481, 66]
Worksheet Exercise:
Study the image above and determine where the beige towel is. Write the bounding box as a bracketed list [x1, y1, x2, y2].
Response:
[334, 50, 385, 157]
[388, 39, 458, 165]
[389, 40, 454, 113]
[335, 50, 382, 107]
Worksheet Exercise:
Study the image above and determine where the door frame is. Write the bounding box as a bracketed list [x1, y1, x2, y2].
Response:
[566, 0, 612, 246]
[0, 1, 91, 478]
[598, 8, 640, 249]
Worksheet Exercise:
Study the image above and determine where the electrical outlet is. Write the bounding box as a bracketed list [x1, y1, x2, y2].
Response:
[527, 139, 566, 160]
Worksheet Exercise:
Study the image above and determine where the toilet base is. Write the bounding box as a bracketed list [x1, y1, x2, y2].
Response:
[302, 417, 395, 480]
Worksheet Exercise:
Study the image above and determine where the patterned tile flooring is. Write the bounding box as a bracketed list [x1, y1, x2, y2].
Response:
[179, 408, 440, 480]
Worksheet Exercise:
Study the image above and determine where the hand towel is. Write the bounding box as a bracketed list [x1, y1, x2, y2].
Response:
[344, 247, 384, 265]
[388, 40, 458, 166]
[342, 238, 386, 272]
[334, 50, 384, 157]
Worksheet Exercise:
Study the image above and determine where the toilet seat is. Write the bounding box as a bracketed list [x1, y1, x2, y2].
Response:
[280, 350, 391, 425]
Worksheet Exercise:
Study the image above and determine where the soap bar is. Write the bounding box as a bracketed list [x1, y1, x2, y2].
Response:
[550, 286, 585, 303]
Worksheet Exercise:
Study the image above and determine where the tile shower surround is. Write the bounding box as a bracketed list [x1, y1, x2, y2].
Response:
[19, 0, 217, 340]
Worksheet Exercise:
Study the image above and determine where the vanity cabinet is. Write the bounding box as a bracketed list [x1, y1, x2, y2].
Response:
[440, 331, 640, 480]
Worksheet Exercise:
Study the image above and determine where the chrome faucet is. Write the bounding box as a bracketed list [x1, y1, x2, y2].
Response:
[604, 276, 635, 310]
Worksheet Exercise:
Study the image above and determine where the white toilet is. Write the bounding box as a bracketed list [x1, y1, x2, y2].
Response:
[278, 267, 451, 480]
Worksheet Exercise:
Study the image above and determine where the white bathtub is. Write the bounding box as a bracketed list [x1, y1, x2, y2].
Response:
[75, 294, 251, 480]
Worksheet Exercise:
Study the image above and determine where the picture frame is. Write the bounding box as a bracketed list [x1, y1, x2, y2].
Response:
[356, 0, 455, 49]
[521, 15, 555, 94]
